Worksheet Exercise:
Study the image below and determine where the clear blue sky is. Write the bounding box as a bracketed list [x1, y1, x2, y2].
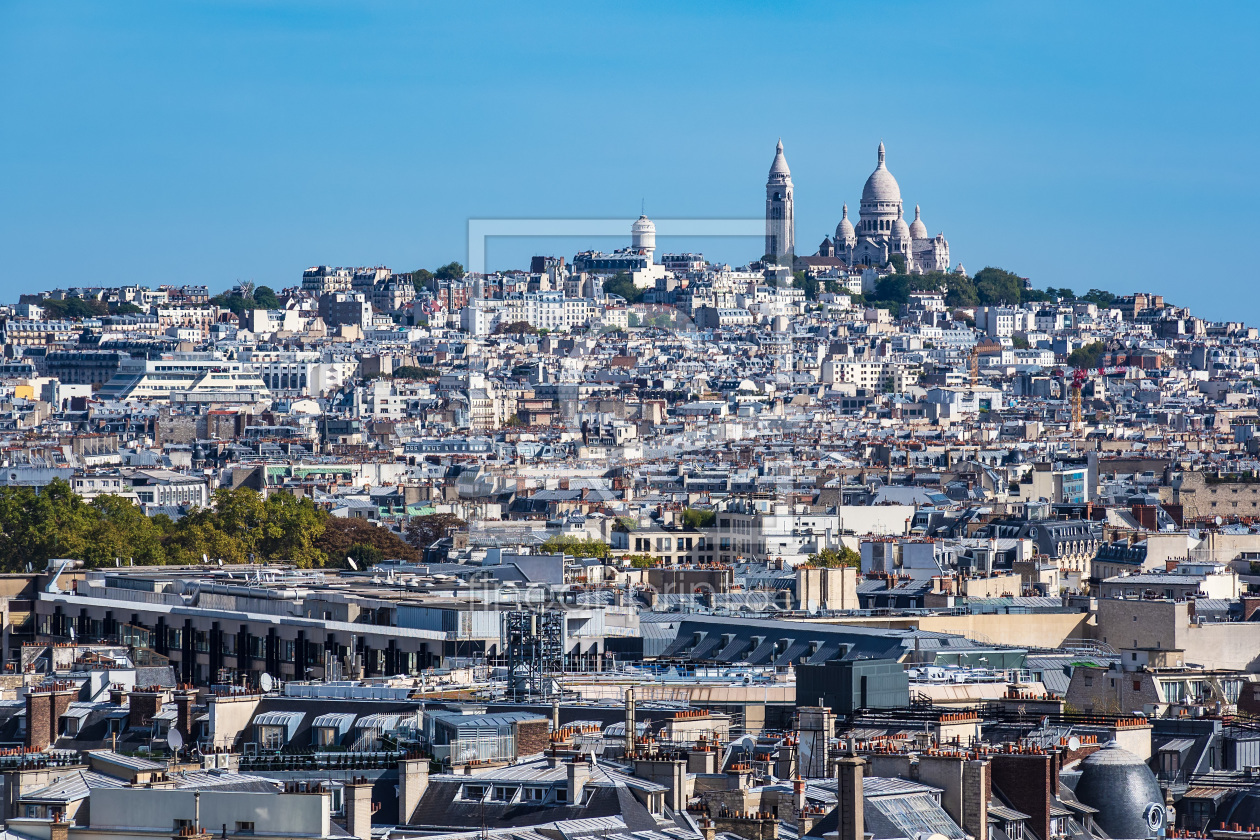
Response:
[1, 2, 1256, 320]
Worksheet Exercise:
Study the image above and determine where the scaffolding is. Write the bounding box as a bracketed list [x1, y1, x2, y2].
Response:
[503, 609, 565, 701]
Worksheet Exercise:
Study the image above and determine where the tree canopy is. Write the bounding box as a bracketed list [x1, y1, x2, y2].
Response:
[0, 480, 413, 571]
[405, 513, 467, 550]
[390, 365, 441, 380]
[35, 297, 110, 319]
[434, 262, 466, 282]
[793, 271, 819, 301]
[494, 321, 539, 336]
[864, 271, 977, 310]
[253, 286, 281, 308]
[603, 272, 643, 303]
[1068, 341, 1106, 370]
[539, 535, 610, 559]
[804, 546, 861, 568]
[680, 509, 716, 529]
[972, 267, 1029, 305]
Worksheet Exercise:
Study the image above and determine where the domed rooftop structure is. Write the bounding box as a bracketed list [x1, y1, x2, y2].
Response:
[631, 214, 656, 256]
[1072, 743, 1165, 840]
[835, 204, 856, 242]
[769, 138, 791, 179]
[892, 209, 911, 242]
[909, 205, 928, 240]
[862, 142, 901, 203]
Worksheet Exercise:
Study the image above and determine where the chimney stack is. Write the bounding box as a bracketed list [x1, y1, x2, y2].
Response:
[836, 755, 865, 840]
[566, 757, 591, 805]
[344, 777, 373, 840]
[397, 757, 429, 826]
[625, 688, 636, 755]
[173, 687, 197, 744]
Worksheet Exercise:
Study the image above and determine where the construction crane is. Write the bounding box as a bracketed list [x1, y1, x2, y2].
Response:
[1070, 368, 1088, 434]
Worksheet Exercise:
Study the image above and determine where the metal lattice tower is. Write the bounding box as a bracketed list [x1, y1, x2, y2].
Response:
[503, 610, 565, 701]
[1070, 368, 1087, 434]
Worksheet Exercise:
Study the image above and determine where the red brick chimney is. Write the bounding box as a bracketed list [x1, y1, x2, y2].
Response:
[26, 682, 78, 750]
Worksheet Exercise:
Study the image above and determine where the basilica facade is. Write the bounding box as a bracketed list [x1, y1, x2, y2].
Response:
[817, 142, 951, 273]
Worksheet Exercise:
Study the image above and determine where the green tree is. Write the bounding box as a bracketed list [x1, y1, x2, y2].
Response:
[540, 535, 610, 559]
[256, 492, 327, 568]
[83, 495, 168, 566]
[603, 272, 643, 303]
[43, 297, 108, 319]
[1081, 289, 1118, 308]
[253, 286, 280, 308]
[680, 509, 716, 529]
[494, 321, 538, 336]
[410, 269, 434, 290]
[347, 542, 385, 566]
[0, 481, 94, 569]
[888, 253, 907, 274]
[793, 270, 819, 301]
[1068, 341, 1106, 369]
[391, 366, 440, 380]
[210, 292, 254, 316]
[405, 513, 467, 550]
[805, 546, 861, 568]
[113, 302, 144, 315]
[317, 517, 420, 564]
[434, 262, 465, 282]
[1012, 335, 1030, 349]
[973, 267, 1027, 305]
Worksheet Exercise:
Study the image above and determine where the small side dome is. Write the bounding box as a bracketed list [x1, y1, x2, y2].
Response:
[835, 204, 856, 242]
[892, 209, 911, 242]
[909, 205, 928, 240]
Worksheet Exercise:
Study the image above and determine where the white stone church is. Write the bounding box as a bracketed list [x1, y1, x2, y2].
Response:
[766, 140, 954, 275]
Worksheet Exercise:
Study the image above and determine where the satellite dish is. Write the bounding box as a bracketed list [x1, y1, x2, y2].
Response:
[203, 553, 209, 565]
[1067, 736, 1081, 751]
[167, 728, 184, 751]
[1215, 516, 1224, 526]
[259, 673, 275, 693]
[346, 557, 359, 571]
[68, 625, 76, 642]
[217, 558, 223, 567]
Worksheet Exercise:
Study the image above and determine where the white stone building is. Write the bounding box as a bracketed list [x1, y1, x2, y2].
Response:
[765, 139, 794, 262]
[816, 143, 952, 274]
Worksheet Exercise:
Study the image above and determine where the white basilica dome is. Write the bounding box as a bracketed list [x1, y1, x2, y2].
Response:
[909, 205, 928, 240]
[862, 142, 901, 203]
